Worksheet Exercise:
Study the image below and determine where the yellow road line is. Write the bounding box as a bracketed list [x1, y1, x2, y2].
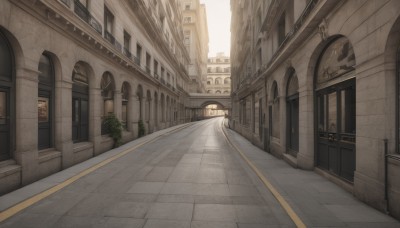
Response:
[0, 123, 192, 223]
[220, 120, 307, 228]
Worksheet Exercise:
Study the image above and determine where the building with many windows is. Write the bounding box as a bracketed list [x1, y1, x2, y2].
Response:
[181, 0, 209, 93]
[206, 52, 231, 94]
[230, 0, 400, 220]
[0, 0, 193, 195]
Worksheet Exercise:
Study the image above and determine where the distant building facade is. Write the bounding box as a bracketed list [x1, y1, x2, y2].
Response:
[0, 0, 193, 195]
[181, 0, 209, 93]
[207, 52, 231, 94]
[231, 0, 400, 220]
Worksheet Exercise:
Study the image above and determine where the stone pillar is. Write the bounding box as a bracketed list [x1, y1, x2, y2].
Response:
[140, 97, 145, 123]
[279, 96, 287, 155]
[297, 87, 314, 170]
[148, 98, 154, 133]
[14, 67, 40, 185]
[90, 88, 102, 156]
[56, 79, 74, 169]
[131, 95, 140, 138]
[114, 90, 122, 120]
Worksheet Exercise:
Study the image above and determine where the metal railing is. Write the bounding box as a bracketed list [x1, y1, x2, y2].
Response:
[145, 66, 151, 74]
[60, 0, 71, 7]
[73, 0, 102, 34]
[133, 56, 140, 66]
[104, 31, 122, 51]
[123, 48, 132, 58]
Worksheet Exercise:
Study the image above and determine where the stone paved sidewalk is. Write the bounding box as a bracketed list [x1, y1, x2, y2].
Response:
[223, 120, 400, 228]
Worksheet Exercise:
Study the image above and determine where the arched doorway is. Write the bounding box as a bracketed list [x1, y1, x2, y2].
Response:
[72, 62, 90, 143]
[0, 30, 14, 161]
[315, 36, 356, 182]
[38, 53, 55, 150]
[286, 68, 299, 157]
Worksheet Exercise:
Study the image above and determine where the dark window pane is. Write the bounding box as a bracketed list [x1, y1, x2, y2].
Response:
[38, 55, 53, 86]
[341, 87, 355, 134]
[0, 33, 12, 81]
[328, 92, 337, 133]
[0, 92, 6, 125]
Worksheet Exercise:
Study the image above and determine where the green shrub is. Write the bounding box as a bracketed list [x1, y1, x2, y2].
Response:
[103, 114, 123, 148]
[138, 119, 145, 138]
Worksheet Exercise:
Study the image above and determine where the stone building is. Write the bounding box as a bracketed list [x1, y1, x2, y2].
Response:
[181, 0, 209, 93]
[0, 0, 193, 195]
[206, 52, 231, 94]
[230, 0, 400, 219]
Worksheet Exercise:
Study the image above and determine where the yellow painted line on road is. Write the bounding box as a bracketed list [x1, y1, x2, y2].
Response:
[220, 120, 307, 228]
[0, 123, 192, 223]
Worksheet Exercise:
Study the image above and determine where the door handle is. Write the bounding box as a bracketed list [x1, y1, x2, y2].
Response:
[328, 133, 335, 142]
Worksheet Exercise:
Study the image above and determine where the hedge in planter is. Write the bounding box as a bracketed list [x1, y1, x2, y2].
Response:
[103, 114, 123, 148]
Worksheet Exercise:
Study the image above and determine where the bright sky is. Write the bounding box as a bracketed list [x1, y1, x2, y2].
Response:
[200, 0, 231, 57]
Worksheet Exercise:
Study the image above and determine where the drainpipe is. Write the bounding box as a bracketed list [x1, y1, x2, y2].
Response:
[384, 138, 389, 214]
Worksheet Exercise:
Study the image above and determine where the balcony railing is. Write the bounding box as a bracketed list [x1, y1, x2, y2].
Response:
[104, 31, 122, 52]
[60, 0, 71, 7]
[73, 0, 102, 34]
[123, 48, 132, 58]
[133, 56, 140, 66]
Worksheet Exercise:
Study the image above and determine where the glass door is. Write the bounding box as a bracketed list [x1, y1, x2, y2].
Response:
[316, 79, 355, 182]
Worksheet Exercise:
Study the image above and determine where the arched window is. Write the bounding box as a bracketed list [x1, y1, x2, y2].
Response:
[38, 53, 54, 150]
[215, 78, 222, 85]
[101, 72, 115, 135]
[72, 62, 89, 143]
[0, 31, 14, 161]
[286, 69, 299, 156]
[121, 82, 130, 130]
[207, 90, 211, 93]
[223, 90, 229, 94]
[216, 90, 221, 94]
[224, 77, 231, 84]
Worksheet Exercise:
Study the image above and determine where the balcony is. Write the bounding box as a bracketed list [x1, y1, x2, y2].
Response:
[133, 56, 140, 66]
[146, 66, 151, 74]
[104, 31, 122, 52]
[60, 0, 71, 7]
[154, 73, 159, 79]
[73, 0, 102, 34]
[161, 78, 166, 85]
[123, 48, 132, 58]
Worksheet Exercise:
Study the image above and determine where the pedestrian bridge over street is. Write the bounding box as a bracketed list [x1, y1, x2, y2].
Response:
[188, 93, 231, 110]
[188, 93, 231, 120]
